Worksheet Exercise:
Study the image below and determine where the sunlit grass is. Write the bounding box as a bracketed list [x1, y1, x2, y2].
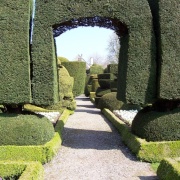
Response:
[151, 163, 160, 172]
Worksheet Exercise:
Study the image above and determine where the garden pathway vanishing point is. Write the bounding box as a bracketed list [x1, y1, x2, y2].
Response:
[44, 95, 158, 180]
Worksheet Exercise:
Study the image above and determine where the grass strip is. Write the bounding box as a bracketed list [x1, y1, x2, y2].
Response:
[102, 108, 180, 162]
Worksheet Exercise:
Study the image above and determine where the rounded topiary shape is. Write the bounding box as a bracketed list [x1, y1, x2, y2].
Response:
[44, 65, 76, 111]
[58, 66, 74, 100]
[0, 114, 55, 145]
[131, 107, 180, 142]
[57, 56, 69, 65]
[98, 92, 124, 111]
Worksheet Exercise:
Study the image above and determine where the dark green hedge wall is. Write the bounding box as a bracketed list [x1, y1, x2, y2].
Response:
[0, 0, 32, 104]
[32, 0, 156, 105]
[62, 61, 86, 97]
[107, 64, 118, 75]
[157, 1, 180, 99]
[98, 73, 116, 80]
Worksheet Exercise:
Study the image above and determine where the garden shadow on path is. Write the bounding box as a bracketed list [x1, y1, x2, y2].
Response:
[44, 95, 158, 180]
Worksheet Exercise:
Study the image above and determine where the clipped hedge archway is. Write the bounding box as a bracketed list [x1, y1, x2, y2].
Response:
[32, 0, 156, 105]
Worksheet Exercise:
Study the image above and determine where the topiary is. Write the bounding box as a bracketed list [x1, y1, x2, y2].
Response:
[62, 61, 86, 97]
[84, 75, 91, 96]
[89, 64, 104, 75]
[107, 64, 118, 75]
[43, 65, 76, 111]
[92, 79, 100, 92]
[96, 88, 111, 97]
[98, 79, 111, 89]
[98, 73, 116, 80]
[0, 114, 55, 145]
[131, 107, 180, 142]
[98, 92, 124, 111]
[121, 103, 141, 111]
[84, 74, 98, 96]
[57, 56, 69, 65]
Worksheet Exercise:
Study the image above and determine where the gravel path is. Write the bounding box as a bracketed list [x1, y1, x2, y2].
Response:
[44, 95, 158, 180]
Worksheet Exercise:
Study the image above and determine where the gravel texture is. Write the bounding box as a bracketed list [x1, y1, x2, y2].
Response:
[44, 95, 158, 180]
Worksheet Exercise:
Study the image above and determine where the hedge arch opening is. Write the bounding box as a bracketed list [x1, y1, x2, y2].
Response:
[32, 0, 157, 106]
[54, 22, 120, 65]
[53, 17, 125, 64]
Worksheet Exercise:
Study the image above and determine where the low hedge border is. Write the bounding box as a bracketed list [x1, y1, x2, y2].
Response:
[157, 158, 180, 180]
[0, 109, 71, 164]
[89, 92, 96, 99]
[0, 161, 44, 180]
[102, 108, 180, 163]
[90, 97, 95, 104]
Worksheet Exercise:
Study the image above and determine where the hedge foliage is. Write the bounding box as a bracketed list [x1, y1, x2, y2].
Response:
[92, 79, 100, 92]
[31, 0, 156, 105]
[0, 161, 44, 180]
[157, 1, 180, 100]
[102, 108, 180, 162]
[0, 0, 32, 104]
[98, 92, 123, 111]
[107, 64, 118, 75]
[0, 114, 55, 145]
[57, 56, 69, 64]
[89, 64, 104, 75]
[147, 0, 180, 100]
[84, 74, 98, 96]
[98, 79, 111, 89]
[96, 88, 111, 97]
[1, 0, 179, 107]
[62, 61, 86, 97]
[98, 73, 116, 80]
[131, 107, 180, 142]
[157, 158, 180, 180]
[0, 109, 71, 163]
[43, 65, 76, 111]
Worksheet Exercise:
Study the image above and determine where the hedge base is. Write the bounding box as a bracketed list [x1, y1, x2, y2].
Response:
[157, 158, 180, 180]
[102, 108, 180, 162]
[0, 109, 71, 164]
[0, 161, 44, 180]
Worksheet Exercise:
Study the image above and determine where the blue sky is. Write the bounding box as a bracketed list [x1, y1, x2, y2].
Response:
[55, 27, 114, 62]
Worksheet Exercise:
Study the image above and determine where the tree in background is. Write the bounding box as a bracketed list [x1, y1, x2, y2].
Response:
[106, 32, 120, 64]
